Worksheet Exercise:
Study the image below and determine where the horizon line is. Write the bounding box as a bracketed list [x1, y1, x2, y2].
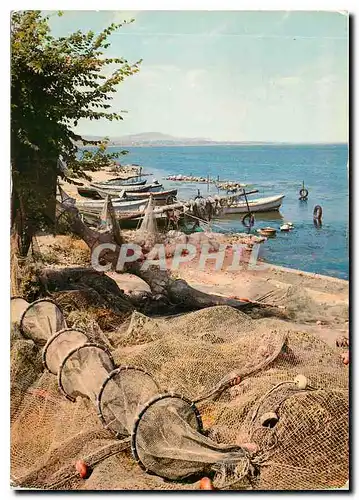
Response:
[80, 135, 348, 146]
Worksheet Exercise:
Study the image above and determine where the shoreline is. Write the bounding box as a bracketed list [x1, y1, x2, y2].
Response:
[60, 167, 348, 282]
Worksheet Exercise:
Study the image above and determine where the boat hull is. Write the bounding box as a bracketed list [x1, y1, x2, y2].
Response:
[95, 183, 163, 197]
[77, 187, 103, 199]
[125, 189, 177, 201]
[96, 178, 146, 187]
[91, 183, 150, 193]
[222, 195, 285, 214]
[77, 198, 148, 214]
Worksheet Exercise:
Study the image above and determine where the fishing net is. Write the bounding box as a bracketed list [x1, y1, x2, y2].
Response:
[99, 195, 112, 230]
[58, 343, 114, 403]
[111, 307, 349, 489]
[98, 196, 123, 245]
[136, 195, 159, 248]
[131, 392, 250, 488]
[11, 297, 30, 330]
[19, 298, 67, 343]
[10, 302, 349, 490]
[98, 366, 160, 437]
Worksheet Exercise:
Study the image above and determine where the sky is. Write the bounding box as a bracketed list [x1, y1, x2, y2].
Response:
[47, 10, 348, 143]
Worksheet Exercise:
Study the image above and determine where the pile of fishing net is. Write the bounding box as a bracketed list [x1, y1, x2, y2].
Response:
[10, 298, 348, 490]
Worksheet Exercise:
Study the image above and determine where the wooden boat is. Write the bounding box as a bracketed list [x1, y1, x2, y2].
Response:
[94, 182, 164, 196]
[257, 227, 277, 237]
[95, 178, 147, 187]
[78, 178, 148, 199]
[77, 197, 148, 214]
[123, 188, 177, 201]
[77, 186, 103, 199]
[222, 195, 285, 214]
[91, 182, 148, 193]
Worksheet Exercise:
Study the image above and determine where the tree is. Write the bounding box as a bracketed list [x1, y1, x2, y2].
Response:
[11, 10, 141, 255]
[65, 138, 129, 181]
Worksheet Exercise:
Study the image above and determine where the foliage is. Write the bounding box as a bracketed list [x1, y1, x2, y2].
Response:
[66, 138, 129, 181]
[11, 10, 140, 253]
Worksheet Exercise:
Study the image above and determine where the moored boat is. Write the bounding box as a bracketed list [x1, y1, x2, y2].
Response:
[124, 188, 177, 202]
[222, 194, 285, 214]
[95, 178, 147, 187]
[93, 182, 164, 197]
[77, 197, 149, 214]
[77, 186, 103, 199]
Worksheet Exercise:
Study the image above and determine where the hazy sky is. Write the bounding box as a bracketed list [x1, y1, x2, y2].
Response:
[48, 10, 348, 143]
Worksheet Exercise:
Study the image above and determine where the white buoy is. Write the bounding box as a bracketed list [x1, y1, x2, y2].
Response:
[294, 374, 308, 390]
[280, 224, 290, 232]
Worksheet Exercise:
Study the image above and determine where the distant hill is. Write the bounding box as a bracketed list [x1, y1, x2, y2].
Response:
[108, 132, 215, 146]
[78, 133, 346, 147]
[80, 132, 271, 147]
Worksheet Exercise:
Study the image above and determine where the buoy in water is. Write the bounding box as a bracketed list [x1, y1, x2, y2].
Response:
[280, 224, 291, 232]
[299, 182, 309, 200]
[242, 212, 255, 228]
[313, 205, 323, 221]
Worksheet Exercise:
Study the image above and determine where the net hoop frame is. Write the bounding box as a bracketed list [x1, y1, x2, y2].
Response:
[19, 298, 66, 339]
[58, 342, 114, 402]
[97, 365, 161, 438]
[131, 392, 203, 477]
[42, 327, 89, 375]
[10, 296, 30, 326]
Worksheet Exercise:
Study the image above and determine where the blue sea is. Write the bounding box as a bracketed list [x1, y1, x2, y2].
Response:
[109, 144, 349, 280]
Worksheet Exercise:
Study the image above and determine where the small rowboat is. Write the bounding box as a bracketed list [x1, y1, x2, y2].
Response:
[123, 189, 177, 202]
[222, 194, 285, 214]
[77, 197, 149, 214]
[77, 186, 103, 199]
[91, 182, 149, 193]
[78, 180, 149, 199]
[257, 227, 277, 237]
[96, 177, 146, 187]
[94, 183, 164, 197]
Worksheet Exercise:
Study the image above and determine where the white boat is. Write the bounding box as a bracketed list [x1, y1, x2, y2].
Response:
[91, 183, 148, 193]
[92, 182, 163, 195]
[222, 195, 285, 214]
[77, 197, 148, 214]
[96, 178, 147, 187]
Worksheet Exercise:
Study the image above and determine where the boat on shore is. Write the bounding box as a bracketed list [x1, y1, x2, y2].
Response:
[94, 177, 147, 187]
[222, 194, 285, 214]
[78, 177, 148, 199]
[122, 188, 177, 202]
[77, 186, 103, 199]
[93, 182, 164, 196]
[77, 197, 149, 214]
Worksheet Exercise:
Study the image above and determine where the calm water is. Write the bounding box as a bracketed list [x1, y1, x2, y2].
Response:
[109, 144, 349, 279]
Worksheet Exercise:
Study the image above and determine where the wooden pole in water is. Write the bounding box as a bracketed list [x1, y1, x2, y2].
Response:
[243, 189, 252, 216]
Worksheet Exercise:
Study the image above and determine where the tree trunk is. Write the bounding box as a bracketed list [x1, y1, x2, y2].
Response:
[11, 155, 58, 257]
